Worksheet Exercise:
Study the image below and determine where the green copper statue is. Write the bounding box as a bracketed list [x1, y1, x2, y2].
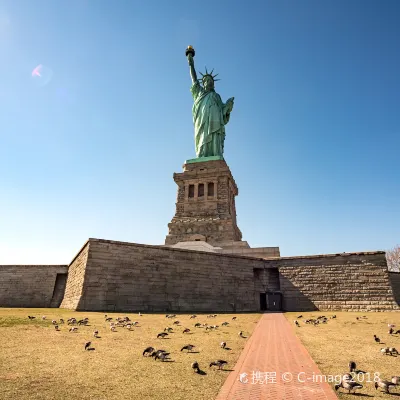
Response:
[186, 46, 234, 158]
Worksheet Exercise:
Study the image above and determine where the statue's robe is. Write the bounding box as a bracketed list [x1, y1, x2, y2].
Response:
[191, 80, 231, 158]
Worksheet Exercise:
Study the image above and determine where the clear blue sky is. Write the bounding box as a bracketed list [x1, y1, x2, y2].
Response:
[1, 0, 399, 264]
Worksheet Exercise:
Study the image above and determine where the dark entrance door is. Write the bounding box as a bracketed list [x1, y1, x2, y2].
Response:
[267, 292, 282, 311]
[260, 293, 267, 311]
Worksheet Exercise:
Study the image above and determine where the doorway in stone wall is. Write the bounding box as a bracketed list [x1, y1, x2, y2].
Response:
[260, 293, 267, 311]
[267, 292, 282, 311]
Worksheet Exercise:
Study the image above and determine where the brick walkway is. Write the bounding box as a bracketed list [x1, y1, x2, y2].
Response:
[216, 313, 338, 400]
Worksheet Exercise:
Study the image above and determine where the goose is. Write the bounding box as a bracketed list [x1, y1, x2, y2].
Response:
[69, 327, 78, 332]
[28, 316, 36, 320]
[238, 331, 245, 338]
[105, 317, 113, 322]
[348, 361, 366, 374]
[59, 319, 64, 324]
[192, 361, 200, 373]
[183, 328, 191, 334]
[232, 317, 237, 320]
[294, 321, 300, 327]
[154, 351, 170, 361]
[389, 327, 394, 335]
[110, 326, 116, 332]
[335, 381, 363, 393]
[220, 341, 227, 349]
[194, 323, 201, 328]
[190, 315, 197, 319]
[375, 379, 396, 393]
[210, 360, 228, 370]
[221, 322, 229, 326]
[54, 325, 60, 331]
[388, 347, 399, 355]
[93, 330, 99, 338]
[297, 315, 303, 318]
[85, 341, 91, 350]
[374, 335, 381, 343]
[181, 344, 195, 352]
[157, 332, 168, 339]
[381, 347, 391, 355]
[164, 327, 173, 333]
[142, 347, 155, 356]
[52, 320, 57, 325]
[173, 321, 180, 325]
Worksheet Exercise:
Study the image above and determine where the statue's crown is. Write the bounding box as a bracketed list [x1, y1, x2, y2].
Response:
[199, 67, 220, 84]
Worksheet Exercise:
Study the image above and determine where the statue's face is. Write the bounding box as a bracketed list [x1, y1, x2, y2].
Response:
[203, 76, 214, 91]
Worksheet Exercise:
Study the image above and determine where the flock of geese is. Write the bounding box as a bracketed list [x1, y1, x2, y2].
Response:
[28, 313, 246, 374]
[294, 314, 400, 394]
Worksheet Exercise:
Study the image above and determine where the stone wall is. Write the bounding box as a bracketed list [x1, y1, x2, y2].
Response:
[271, 252, 398, 312]
[60, 238, 273, 312]
[389, 272, 400, 305]
[0, 265, 68, 308]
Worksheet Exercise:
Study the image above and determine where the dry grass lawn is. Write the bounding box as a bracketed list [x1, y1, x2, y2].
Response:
[285, 311, 400, 399]
[0, 308, 260, 400]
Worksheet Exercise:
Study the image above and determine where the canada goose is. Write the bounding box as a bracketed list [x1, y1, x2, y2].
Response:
[220, 341, 226, 349]
[173, 321, 180, 325]
[110, 326, 116, 332]
[221, 322, 229, 326]
[181, 344, 195, 352]
[164, 327, 173, 333]
[381, 347, 391, 355]
[154, 351, 170, 361]
[190, 315, 197, 319]
[210, 360, 228, 370]
[54, 325, 60, 331]
[69, 327, 78, 332]
[59, 319, 64, 324]
[375, 379, 396, 393]
[157, 332, 168, 338]
[389, 347, 399, 355]
[335, 381, 363, 393]
[84, 341, 91, 350]
[238, 331, 245, 338]
[374, 335, 380, 343]
[389, 327, 394, 335]
[348, 361, 365, 374]
[52, 320, 57, 325]
[28, 316, 35, 320]
[194, 323, 201, 328]
[105, 317, 112, 322]
[93, 330, 99, 338]
[232, 317, 237, 320]
[294, 321, 300, 327]
[192, 361, 200, 373]
[297, 315, 303, 318]
[183, 328, 191, 334]
[142, 347, 155, 356]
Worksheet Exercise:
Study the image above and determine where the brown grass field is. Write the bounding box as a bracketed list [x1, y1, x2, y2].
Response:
[0, 308, 260, 400]
[285, 311, 400, 399]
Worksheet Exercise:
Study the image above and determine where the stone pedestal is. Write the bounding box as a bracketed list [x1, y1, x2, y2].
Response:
[165, 158, 243, 246]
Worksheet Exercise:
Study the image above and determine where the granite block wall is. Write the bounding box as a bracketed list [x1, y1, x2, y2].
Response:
[0, 265, 68, 307]
[389, 272, 400, 305]
[270, 252, 398, 311]
[60, 238, 272, 312]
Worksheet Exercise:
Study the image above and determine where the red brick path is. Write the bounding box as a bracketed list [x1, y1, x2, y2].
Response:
[216, 313, 338, 400]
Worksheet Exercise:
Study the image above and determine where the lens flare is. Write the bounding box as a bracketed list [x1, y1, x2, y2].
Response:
[31, 64, 53, 86]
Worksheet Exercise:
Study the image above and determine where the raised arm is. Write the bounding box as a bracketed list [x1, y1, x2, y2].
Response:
[187, 54, 198, 84]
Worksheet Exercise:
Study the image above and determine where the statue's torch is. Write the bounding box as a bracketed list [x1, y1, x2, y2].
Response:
[185, 45, 195, 58]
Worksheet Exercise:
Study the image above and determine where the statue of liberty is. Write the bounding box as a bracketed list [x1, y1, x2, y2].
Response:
[186, 46, 234, 158]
